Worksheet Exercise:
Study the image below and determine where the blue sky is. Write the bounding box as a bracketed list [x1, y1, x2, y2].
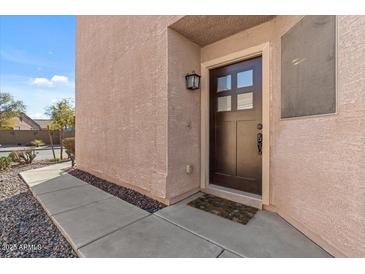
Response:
[0, 16, 75, 119]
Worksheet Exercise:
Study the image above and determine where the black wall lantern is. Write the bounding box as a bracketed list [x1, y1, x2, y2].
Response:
[185, 71, 201, 90]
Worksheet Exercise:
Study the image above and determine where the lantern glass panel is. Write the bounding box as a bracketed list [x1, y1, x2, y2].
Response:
[187, 76, 194, 89]
[194, 75, 200, 88]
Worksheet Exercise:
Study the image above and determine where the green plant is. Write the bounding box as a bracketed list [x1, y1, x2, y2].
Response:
[46, 99, 75, 160]
[9, 149, 37, 164]
[0, 156, 11, 171]
[47, 125, 56, 160]
[0, 92, 26, 129]
[30, 139, 45, 147]
[1, 118, 16, 130]
[49, 158, 61, 163]
[63, 137, 75, 167]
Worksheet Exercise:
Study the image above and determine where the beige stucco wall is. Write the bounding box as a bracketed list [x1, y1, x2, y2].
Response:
[77, 15, 364, 257]
[273, 16, 365, 258]
[76, 16, 182, 203]
[166, 29, 201, 201]
[201, 15, 365, 257]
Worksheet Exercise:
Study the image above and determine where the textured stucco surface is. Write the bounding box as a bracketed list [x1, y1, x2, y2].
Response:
[202, 15, 365, 257]
[76, 16, 181, 202]
[272, 16, 365, 258]
[166, 29, 201, 200]
[170, 15, 274, 46]
[76, 16, 201, 203]
[77, 15, 364, 257]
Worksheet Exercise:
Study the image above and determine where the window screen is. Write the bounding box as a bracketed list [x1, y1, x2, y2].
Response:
[281, 16, 336, 118]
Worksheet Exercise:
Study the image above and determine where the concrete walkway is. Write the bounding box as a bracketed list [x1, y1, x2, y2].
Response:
[20, 163, 331, 258]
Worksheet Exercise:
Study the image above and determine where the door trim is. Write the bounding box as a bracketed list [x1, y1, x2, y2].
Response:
[200, 42, 270, 205]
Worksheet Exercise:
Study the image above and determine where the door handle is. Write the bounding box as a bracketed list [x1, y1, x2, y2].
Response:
[257, 132, 263, 155]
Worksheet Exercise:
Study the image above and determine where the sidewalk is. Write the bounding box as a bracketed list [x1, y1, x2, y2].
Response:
[0, 145, 61, 152]
[20, 163, 331, 258]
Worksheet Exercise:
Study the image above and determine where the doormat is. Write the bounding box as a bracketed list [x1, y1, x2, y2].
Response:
[188, 194, 258, 225]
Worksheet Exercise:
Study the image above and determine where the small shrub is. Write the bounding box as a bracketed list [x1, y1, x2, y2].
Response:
[49, 158, 61, 163]
[8, 152, 16, 162]
[30, 139, 45, 147]
[63, 137, 75, 167]
[0, 156, 11, 171]
[9, 149, 37, 164]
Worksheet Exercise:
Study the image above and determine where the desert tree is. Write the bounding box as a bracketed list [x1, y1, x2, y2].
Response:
[0, 92, 26, 129]
[46, 99, 75, 160]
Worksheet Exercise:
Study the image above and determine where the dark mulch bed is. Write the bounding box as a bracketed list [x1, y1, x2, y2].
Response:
[0, 161, 77, 258]
[188, 194, 258, 225]
[68, 169, 166, 213]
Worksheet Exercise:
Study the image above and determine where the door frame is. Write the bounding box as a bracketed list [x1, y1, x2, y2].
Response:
[200, 42, 270, 206]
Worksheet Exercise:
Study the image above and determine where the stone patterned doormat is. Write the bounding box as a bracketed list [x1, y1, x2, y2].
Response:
[188, 194, 258, 225]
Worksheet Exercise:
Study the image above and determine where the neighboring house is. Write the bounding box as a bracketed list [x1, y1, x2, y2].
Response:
[6, 113, 51, 131]
[33, 119, 51, 130]
[11, 113, 42, 130]
[35, 118, 75, 132]
[0, 114, 73, 145]
[76, 16, 365, 257]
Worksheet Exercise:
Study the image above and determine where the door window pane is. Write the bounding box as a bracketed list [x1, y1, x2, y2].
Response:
[237, 70, 253, 88]
[217, 96, 231, 112]
[217, 75, 231, 92]
[237, 93, 253, 110]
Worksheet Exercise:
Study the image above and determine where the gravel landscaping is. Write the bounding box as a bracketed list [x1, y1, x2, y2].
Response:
[69, 169, 166, 213]
[0, 162, 77, 258]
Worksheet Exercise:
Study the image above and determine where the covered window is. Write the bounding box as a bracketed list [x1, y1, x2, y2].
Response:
[281, 16, 336, 118]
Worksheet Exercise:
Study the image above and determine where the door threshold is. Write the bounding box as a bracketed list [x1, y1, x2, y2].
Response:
[201, 184, 262, 209]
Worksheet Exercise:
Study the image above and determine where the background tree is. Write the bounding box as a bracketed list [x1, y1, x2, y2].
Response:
[46, 99, 75, 160]
[1, 118, 17, 130]
[0, 92, 26, 129]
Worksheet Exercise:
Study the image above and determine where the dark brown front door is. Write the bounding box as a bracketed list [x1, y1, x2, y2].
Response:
[209, 57, 262, 195]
